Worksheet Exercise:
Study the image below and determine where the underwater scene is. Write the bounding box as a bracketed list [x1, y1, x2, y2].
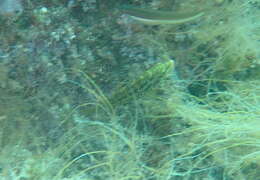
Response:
[0, 0, 260, 179]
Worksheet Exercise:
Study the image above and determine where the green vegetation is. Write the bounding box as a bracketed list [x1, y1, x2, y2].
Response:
[0, 0, 260, 179]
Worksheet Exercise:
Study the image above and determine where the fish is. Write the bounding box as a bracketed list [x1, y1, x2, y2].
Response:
[120, 6, 204, 25]
[109, 60, 174, 106]
[79, 60, 174, 118]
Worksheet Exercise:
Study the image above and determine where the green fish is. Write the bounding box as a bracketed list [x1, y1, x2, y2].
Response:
[80, 60, 174, 117]
[109, 60, 174, 106]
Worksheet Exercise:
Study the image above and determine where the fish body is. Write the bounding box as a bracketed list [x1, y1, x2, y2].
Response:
[120, 6, 204, 25]
[109, 60, 174, 106]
